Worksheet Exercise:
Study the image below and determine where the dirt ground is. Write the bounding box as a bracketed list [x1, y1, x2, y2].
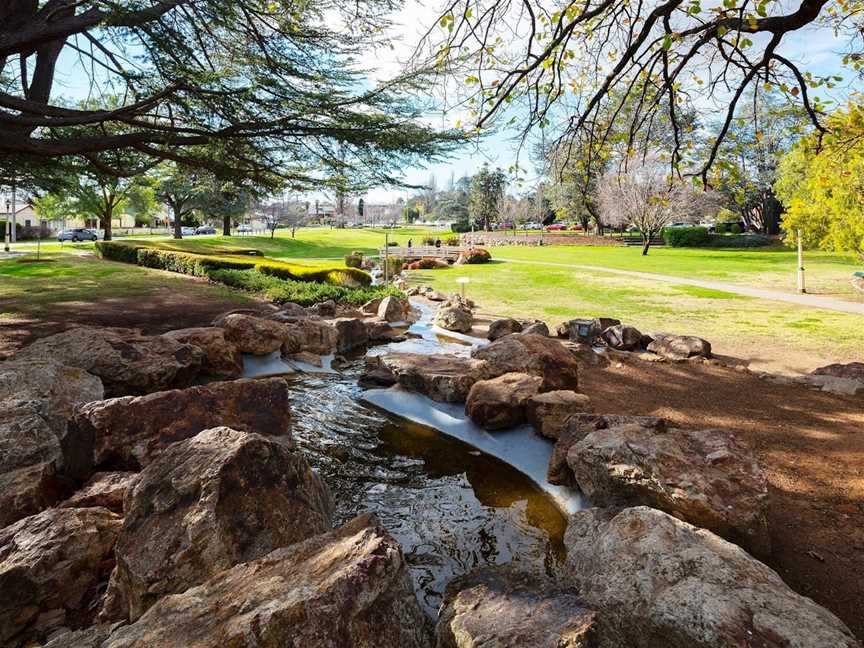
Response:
[580, 358, 864, 640]
[0, 284, 275, 359]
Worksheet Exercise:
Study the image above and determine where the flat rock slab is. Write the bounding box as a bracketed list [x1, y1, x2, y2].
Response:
[646, 333, 712, 360]
[14, 327, 205, 396]
[568, 424, 770, 558]
[361, 353, 491, 403]
[436, 565, 597, 648]
[526, 390, 592, 440]
[70, 377, 293, 469]
[0, 506, 121, 646]
[472, 333, 579, 391]
[100, 514, 431, 648]
[564, 507, 861, 648]
[102, 427, 332, 622]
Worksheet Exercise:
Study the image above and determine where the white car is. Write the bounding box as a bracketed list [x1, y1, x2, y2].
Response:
[181, 226, 197, 236]
[237, 224, 253, 233]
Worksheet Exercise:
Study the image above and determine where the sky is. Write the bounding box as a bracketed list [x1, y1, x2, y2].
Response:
[46, 0, 864, 205]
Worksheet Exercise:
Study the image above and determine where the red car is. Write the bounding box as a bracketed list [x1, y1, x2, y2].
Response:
[545, 224, 566, 231]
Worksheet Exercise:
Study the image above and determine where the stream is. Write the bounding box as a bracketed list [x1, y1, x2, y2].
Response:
[242, 300, 579, 616]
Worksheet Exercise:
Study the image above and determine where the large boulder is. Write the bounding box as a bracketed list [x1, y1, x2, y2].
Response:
[472, 333, 579, 391]
[568, 424, 771, 558]
[812, 362, 864, 380]
[14, 327, 205, 396]
[561, 341, 609, 368]
[0, 360, 104, 526]
[435, 304, 473, 333]
[330, 317, 370, 352]
[60, 471, 139, 514]
[647, 333, 712, 360]
[70, 377, 293, 469]
[378, 295, 411, 323]
[601, 324, 643, 351]
[161, 327, 242, 378]
[282, 317, 339, 355]
[101, 514, 431, 648]
[465, 372, 543, 430]
[220, 313, 295, 355]
[361, 353, 491, 403]
[102, 427, 333, 622]
[436, 566, 597, 648]
[522, 320, 550, 336]
[486, 317, 523, 341]
[545, 414, 667, 487]
[526, 390, 592, 440]
[0, 507, 122, 646]
[557, 317, 620, 343]
[564, 507, 861, 648]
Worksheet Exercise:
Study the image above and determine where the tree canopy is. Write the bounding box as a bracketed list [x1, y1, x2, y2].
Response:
[418, 0, 848, 180]
[1, 0, 460, 189]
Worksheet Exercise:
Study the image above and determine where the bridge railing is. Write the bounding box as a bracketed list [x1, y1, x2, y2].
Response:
[378, 245, 468, 258]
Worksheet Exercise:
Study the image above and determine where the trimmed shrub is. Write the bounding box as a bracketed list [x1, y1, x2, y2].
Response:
[421, 236, 436, 246]
[382, 256, 404, 275]
[705, 234, 772, 248]
[662, 226, 710, 247]
[344, 253, 363, 268]
[444, 235, 460, 246]
[95, 241, 141, 264]
[208, 269, 401, 306]
[730, 223, 742, 234]
[715, 222, 726, 234]
[451, 221, 471, 233]
[463, 247, 492, 264]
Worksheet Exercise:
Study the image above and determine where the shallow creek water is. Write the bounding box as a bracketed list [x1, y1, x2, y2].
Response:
[243, 301, 577, 616]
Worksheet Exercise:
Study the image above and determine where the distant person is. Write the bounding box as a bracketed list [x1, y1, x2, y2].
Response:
[407, 238, 413, 248]
[435, 238, 441, 248]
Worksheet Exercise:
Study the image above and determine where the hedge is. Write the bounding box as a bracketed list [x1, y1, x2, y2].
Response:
[96, 241, 372, 287]
[208, 269, 401, 306]
[663, 226, 710, 247]
[704, 234, 772, 248]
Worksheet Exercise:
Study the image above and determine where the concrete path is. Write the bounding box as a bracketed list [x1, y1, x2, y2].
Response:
[504, 259, 864, 316]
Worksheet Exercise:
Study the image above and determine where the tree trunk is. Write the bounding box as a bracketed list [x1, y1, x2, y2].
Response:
[641, 240, 651, 255]
[102, 206, 113, 241]
[222, 214, 231, 236]
[173, 205, 183, 239]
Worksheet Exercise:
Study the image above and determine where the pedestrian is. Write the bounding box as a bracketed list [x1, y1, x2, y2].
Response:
[435, 238, 441, 248]
[407, 238, 412, 248]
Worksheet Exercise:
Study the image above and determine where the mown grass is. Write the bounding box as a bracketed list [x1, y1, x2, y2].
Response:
[491, 245, 864, 299]
[415, 260, 864, 373]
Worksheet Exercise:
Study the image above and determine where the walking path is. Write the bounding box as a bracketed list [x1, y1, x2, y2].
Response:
[504, 259, 864, 316]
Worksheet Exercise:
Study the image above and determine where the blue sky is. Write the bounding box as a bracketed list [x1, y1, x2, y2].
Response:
[48, 1, 863, 204]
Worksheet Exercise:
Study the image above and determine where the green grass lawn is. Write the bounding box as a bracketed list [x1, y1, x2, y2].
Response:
[416, 259, 864, 374]
[12, 226, 444, 261]
[491, 245, 864, 299]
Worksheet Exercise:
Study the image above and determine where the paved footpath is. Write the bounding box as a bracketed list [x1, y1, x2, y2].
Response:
[504, 259, 864, 316]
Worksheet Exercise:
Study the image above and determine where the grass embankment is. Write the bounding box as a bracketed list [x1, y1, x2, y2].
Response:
[415, 254, 864, 374]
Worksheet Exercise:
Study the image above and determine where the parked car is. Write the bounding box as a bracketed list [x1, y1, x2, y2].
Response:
[545, 224, 566, 231]
[181, 226, 197, 236]
[237, 224, 253, 233]
[195, 226, 217, 235]
[58, 228, 98, 242]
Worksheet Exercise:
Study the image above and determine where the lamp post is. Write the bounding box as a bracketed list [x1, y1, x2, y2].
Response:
[4, 198, 9, 253]
[797, 229, 806, 294]
[456, 276, 469, 299]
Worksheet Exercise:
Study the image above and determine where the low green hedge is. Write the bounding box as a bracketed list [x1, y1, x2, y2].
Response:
[96, 241, 372, 287]
[705, 234, 772, 248]
[663, 226, 710, 247]
[209, 269, 401, 306]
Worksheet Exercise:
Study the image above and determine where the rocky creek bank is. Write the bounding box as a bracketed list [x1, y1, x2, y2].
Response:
[0, 293, 860, 647]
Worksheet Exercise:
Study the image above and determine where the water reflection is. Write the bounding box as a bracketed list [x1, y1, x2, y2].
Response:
[281, 372, 566, 616]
